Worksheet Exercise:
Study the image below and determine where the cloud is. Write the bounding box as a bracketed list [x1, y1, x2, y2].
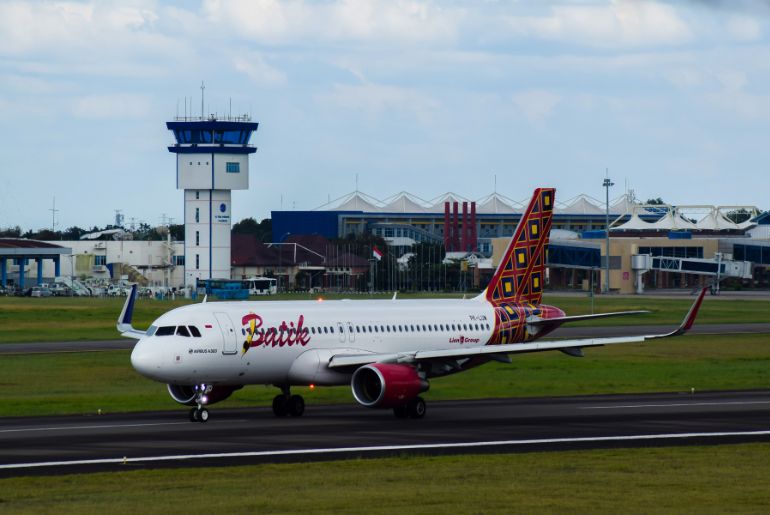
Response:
[511, 90, 562, 126]
[233, 54, 288, 87]
[201, 0, 457, 45]
[71, 94, 152, 119]
[321, 82, 439, 122]
[504, 1, 693, 48]
[726, 15, 762, 41]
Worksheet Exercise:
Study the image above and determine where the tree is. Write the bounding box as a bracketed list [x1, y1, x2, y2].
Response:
[725, 208, 752, 224]
[233, 217, 272, 242]
[645, 197, 665, 205]
[0, 226, 22, 238]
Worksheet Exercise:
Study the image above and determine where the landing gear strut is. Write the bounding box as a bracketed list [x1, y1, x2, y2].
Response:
[189, 383, 212, 423]
[393, 396, 426, 419]
[272, 386, 305, 417]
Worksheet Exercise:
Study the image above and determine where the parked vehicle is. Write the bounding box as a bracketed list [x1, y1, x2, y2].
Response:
[29, 287, 53, 297]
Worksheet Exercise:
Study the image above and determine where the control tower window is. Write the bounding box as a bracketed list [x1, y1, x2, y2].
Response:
[214, 130, 248, 144]
[195, 254, 200, 270]
[195, 191, 200, 200]
[195, 207, 200, 223]
[226, 162, 240, 173]
[195, 231, 200, 246]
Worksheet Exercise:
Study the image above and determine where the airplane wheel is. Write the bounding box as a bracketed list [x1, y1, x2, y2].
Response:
[288, 395, 305, 417]
[407, 397, 426, 419]
[198, 408, 209, 423]
[272, 394, 289, 417]
[189, 407, 199, 422]
[393, 404, 408, 418]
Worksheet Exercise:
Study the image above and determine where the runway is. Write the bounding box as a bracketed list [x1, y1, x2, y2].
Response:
[2, 390, 770, 476]
[2, 323, 770, 354]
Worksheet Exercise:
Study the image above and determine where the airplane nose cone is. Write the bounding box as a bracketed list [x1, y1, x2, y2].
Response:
[131, 341, 160, 378]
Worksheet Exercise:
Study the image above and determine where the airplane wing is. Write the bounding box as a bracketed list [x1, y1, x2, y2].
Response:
[528, 310, 650, 326]
[116, 284, 146, 339]
[328, 287, 708, 369]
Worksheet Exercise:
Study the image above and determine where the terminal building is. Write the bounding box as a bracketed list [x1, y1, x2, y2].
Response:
[271, 191, 770, 294]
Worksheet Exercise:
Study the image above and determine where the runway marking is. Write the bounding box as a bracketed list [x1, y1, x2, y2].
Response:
[2, 430, 770, 470]
[581, 401, 770, 410]
[0, 422, 190, 434]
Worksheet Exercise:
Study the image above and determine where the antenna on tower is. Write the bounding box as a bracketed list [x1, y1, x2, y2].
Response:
[200, 81, 205, 119]
[49, 196, 59, 232]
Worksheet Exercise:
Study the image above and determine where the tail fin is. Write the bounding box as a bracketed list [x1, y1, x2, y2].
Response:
[485, 188, 555, 306]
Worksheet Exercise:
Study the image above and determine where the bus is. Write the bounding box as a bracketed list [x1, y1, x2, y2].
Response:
[245, 276, 277, 296]
[196, 279, 249, 300]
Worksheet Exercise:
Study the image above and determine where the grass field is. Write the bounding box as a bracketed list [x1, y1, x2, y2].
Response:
[1, 444, 769, 513]
[0, 292, 769, 343]
[1, 333, 769, 417]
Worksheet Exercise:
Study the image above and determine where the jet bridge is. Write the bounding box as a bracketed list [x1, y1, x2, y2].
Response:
[631, 253, 752, 294]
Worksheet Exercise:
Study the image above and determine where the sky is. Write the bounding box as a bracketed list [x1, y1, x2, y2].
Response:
[1, 0, 770, 232]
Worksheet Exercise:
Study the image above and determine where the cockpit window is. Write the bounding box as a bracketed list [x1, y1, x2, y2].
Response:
[155, 326, 175, 336]
[189, 326, 202, 337]
[147, 325, 158, 337]
[176, 326, 191, 337]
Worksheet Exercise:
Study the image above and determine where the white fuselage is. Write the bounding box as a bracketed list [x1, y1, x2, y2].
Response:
[130, 298, 496, 387]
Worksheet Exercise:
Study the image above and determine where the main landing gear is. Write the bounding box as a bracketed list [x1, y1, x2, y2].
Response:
[393, 396, 427, 419]
[272, 386, 305, 417]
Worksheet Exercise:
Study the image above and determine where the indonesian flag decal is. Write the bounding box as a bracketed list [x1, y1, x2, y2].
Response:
[373, 246, 383, 261]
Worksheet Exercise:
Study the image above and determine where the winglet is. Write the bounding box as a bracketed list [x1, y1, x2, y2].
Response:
[648, 287, 708, 339]
[117, 285, 145, 339]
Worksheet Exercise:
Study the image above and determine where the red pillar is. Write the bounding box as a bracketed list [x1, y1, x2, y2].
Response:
[444, 202, 451, 251]
[461, 202, 469, 252]
[452, 202, 460, 251]
[470, 202, 479, 252]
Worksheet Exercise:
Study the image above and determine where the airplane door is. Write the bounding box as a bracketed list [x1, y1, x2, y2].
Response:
[214, 312, 238, 355]
[337, 322, 346, 343]
[347, 322, 355, 343]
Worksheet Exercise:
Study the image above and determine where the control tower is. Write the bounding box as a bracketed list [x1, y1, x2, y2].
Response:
[167, 115, 258, 287]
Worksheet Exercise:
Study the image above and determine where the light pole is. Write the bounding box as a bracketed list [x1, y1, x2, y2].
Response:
[603, 173, 614, 293]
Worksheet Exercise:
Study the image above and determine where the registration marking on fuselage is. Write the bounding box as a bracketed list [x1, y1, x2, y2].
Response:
[2, 430, 770, 470]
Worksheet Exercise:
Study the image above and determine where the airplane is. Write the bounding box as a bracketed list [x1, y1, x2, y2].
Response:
[119, 188, 708, 423]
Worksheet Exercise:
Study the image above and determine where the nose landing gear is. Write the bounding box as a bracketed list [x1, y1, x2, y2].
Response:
[189, 383, 213, 423]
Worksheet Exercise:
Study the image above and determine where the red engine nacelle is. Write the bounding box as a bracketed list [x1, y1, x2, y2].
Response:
[351, 363, 429, 408]
[166, 384, 243, 406]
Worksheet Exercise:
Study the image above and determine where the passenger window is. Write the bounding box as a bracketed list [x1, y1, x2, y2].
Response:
[189, 326, 201, 337]
[155, 326, 175, 336]
[323, 327, 328, 334]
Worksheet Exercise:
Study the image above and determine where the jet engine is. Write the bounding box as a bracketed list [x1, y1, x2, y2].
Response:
[351, 363, 429, 408]
[166, 384, 243, 406]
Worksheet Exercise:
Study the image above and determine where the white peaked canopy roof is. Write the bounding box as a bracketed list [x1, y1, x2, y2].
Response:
[695, 211, 742, 230]
[381, 192, 429, 213]
[610, 194, 638, 215]
[610, 213, 653, 231]
[428, 192, 470, 212]
[319, 191, 383, 212]
[644, 210, 697, 230]
[475, 193, 521, 214]
[556, 195, 605, 215]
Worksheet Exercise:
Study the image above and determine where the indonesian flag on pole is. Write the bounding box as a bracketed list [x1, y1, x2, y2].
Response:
[372, 246, 383, 261]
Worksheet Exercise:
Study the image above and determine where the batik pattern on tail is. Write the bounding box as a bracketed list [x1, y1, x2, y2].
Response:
[485, 187, 554, 307]
[485, 188, 554, 345]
